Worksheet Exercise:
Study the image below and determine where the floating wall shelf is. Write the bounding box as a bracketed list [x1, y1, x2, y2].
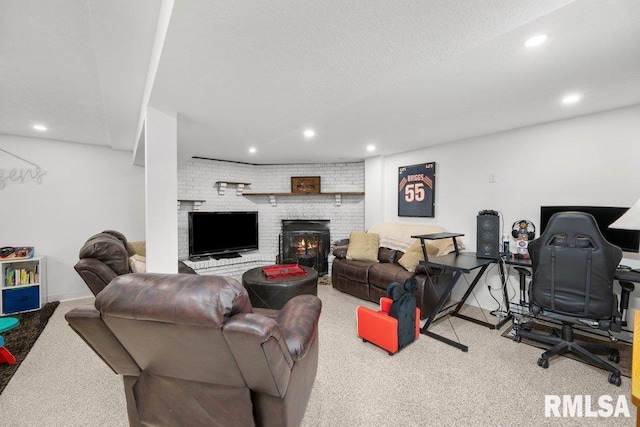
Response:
[215, 181, 251, 196]
[243, 192, 364, 207]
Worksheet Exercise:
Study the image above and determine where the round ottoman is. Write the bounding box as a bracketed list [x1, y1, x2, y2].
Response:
[242, 266, 318, 309]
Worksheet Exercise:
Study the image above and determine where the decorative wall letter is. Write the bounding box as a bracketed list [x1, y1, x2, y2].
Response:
[0, 148, 47, 190]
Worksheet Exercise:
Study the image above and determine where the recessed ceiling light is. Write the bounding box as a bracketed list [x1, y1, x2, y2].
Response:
[303, 129, 315, 139]
[32, 124, 48, 131]
[523, 34, 547, 48]
[366, 144, 376, 152]
[561, 93, 581, 105]
[248, 147, 257, 154]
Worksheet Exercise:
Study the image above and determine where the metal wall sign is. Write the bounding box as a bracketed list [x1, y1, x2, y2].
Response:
[398, 162, 435, 217]
[0, 148, 47, 190]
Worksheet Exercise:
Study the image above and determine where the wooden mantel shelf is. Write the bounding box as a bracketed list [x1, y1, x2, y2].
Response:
[244, 191, 363, 196]
[243, 191, 364, 207]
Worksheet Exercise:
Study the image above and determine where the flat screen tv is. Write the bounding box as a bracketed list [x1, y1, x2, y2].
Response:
[540, 206, 640, 252]
[189, 211, 258, 260]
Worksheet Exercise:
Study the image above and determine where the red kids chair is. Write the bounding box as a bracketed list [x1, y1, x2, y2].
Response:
[356, 278, 420, 355]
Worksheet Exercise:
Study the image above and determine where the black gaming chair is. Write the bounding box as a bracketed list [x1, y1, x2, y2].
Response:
[514, 211, 624, 386]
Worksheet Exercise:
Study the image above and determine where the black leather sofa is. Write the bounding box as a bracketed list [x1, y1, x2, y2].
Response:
[331, 246, 451, 320]
[330, 223, 463, 320]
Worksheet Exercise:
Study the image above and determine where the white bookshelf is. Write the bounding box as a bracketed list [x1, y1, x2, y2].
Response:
[0, 256, 46, 315]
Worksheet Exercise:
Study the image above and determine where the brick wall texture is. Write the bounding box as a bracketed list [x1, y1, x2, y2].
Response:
[178, 158, 365, 277]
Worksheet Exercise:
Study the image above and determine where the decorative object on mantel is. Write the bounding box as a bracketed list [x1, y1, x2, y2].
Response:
[0, 148, 47, 190]
[398, 162, 435, 217]
[291, 176, 321, 194]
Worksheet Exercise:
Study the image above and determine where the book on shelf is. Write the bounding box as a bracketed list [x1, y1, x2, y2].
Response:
[4, 265, 38, 287]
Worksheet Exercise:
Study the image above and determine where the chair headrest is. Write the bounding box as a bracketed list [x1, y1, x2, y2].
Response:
[96, 273, 253, 327]
[79, 232, 130, 275]
[541, 211, 607, 248]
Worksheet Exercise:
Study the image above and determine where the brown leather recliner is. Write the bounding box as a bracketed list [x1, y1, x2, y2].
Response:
[65, 273, 322, 427]
[74, 230, 196, 296]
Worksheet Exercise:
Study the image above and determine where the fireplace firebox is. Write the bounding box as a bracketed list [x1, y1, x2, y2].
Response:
[279, 220, 330, 275]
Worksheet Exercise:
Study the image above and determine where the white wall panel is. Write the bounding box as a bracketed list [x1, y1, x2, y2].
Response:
[0, 134, 145, 301]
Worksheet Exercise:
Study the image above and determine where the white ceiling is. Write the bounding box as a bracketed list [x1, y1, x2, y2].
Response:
[2, 0, 639, 165]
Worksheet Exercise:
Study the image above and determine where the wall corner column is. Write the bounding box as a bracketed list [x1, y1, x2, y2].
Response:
[364, 156, 384, 229]
[145, 106, 178, 273]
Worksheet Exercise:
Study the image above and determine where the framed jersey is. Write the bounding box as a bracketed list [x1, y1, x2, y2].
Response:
[398, 162, 435, 217]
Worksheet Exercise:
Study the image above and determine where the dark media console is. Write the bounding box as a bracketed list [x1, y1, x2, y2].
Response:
[189, 252, 243, 261]
[212, 252, 242, 260]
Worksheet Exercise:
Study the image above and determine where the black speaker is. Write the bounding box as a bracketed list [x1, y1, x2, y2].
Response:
[477, 212, 500, 259]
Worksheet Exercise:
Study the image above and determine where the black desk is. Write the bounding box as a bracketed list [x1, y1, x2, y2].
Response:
[411, 232, 512, 351]
[417, 252, 504, 352]
[503, 255, 640, 285]
[412, 232, 464, 262]
[504, 256, 640, 328]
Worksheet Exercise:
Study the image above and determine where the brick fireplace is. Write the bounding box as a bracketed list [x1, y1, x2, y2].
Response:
[279, 220, 330, 275]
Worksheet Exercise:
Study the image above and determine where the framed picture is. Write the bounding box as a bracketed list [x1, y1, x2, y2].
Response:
[291, 176, 321, 194]
[398, 162, 435, 217]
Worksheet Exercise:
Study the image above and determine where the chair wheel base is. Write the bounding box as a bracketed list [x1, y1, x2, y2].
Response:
[537, 356, 549, 368]
[608, 372, 621, 386]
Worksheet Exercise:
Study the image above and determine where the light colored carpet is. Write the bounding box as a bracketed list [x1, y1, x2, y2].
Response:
[0, 285, 636, 426]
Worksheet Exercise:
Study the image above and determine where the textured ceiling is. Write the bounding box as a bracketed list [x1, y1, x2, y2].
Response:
[0, 0, 161, 151]
[2, 1, 639, 165]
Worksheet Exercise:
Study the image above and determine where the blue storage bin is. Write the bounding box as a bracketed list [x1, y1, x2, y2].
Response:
[2, 286, 40, 314]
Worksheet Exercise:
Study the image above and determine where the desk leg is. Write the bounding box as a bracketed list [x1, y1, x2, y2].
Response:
[421, 330, 468, 352]
[494, 261, 513, 330]
[420, 271, 469, 352]
[418, 239, 429, 263]
[450, 264, 497, 329]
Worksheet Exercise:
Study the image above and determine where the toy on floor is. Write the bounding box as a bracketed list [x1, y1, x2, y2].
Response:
[0, 317, 19, 364]
[356, 278, 420, 355]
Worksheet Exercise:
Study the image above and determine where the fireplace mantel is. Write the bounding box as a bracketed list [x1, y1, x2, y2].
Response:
[243, 191, 364, 207]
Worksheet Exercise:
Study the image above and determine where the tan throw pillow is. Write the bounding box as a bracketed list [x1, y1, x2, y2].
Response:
[398, 240, 438, 272]
[346, 232, 380, 262]
[126, 241, 146, 257]
[129, 254, 147, 273]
